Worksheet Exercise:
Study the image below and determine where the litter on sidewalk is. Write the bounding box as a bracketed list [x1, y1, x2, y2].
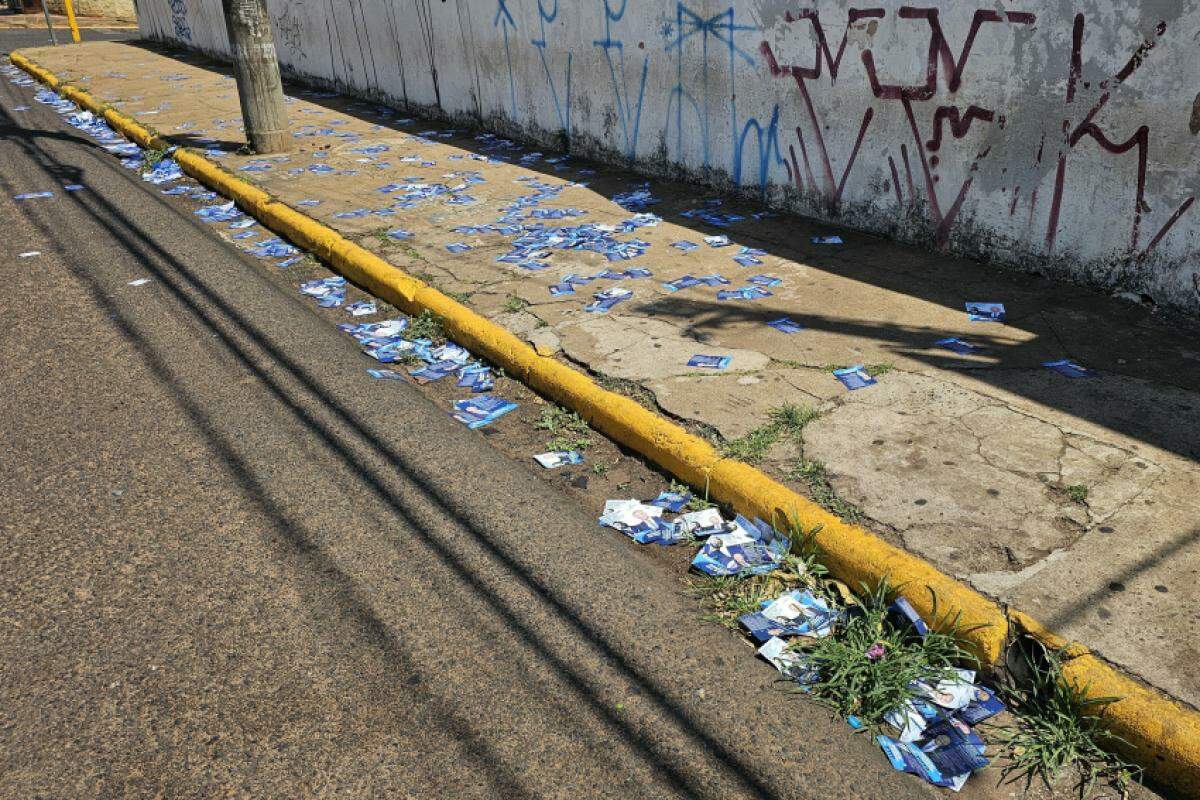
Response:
[688, 355, 730, 369]
[452, 395, 518, 428]
[965, 302, 1006, 322]
[833, 365, 876, 391]
[1043, 359, 1095, 378]
[935, 338, 983, 355]
[767, 317, 804, 334]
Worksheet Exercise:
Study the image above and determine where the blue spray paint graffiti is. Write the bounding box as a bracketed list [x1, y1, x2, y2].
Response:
[169, 0, 192, 42]
[533, 0, 573, 140]
[735, 105, 787, 194]
[664, 4, 756, 169]
[592, 0, 648, 159]
[494, 0, 518, 117]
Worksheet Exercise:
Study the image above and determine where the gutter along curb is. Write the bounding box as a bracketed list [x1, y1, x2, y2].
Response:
[12, 50, 1197, 796]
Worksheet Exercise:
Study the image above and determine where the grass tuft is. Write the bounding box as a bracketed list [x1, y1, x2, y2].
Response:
[801, 581, 973, 726]
[404, 310, 446, 344]
[770, 403, 823, 439]
[502, 295, 529, 313]
[718, 424, 780, 465]
[993, 641, 1137, 793]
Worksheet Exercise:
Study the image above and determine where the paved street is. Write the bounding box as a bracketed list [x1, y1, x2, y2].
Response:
[0, 33, 937, 800]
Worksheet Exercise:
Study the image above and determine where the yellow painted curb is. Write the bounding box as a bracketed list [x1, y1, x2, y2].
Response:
[13, 49, 1200, 796]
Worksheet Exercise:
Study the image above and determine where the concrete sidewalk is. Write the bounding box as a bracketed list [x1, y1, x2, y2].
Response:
[19, 40, 1200, 714]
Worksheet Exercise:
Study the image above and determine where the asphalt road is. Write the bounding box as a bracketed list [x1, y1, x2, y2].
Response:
[0, 40, 934, 799]
[0, 23, 134, 49]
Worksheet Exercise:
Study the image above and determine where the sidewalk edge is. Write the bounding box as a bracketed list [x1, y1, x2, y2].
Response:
[12, 49, 1198, 796]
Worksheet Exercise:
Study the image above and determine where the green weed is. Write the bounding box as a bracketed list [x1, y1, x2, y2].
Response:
[502, 295, 529, 313]
[532, 405, 591, 452]
[993, 642, 1137, 793]
[718, 424, 780, 465]
[403, 310, 445, 344]
[769, 403, 823, 440]
[1065, 484, 1089, 504]
[801, 581, 974, 726]
[789, 458, 863, 523]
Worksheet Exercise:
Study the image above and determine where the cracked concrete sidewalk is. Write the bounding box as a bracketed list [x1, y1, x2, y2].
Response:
[21, 41, 1200, 711]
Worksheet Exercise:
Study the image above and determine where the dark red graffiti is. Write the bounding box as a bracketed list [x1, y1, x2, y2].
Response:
[762, 37, 875, 208]
[926, 105, 994, 151]
[888, 155, 903, 204]
[1141, 196, 1196, 258]
[791, 90, 874, 207]
[901, 99, 988, 246]
[759, 9, 884, 83]
[1047, 13, 1178, 254]
[861, 8, 1034, 101]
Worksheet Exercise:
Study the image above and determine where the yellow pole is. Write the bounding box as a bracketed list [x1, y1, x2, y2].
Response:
[62, 0, 82, 44]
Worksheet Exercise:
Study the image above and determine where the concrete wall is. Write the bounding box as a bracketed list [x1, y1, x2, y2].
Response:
[135, 0, 1200, 313]
[46, 0, 136, 20]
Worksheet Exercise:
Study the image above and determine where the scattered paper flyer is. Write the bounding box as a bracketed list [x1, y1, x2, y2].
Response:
[935, 337, 983, 355]
[688, 355, 731, 369]
[833, 365, 876, 391]
[965, 301, 1005, 322]
[767, 317, 804, 334]
[1043, 358, 1095, 378]
[534, 451, 585, 469]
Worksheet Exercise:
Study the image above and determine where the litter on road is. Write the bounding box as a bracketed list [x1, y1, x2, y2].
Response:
[452, 395, 518, 428]
[534, 451, 585, 468]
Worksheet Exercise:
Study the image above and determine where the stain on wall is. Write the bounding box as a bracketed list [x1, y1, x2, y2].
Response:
[134, 0, 1200, 313]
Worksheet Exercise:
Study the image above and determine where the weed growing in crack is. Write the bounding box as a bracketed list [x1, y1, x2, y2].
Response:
[992, 641, 1137, 794]
[532, 405, 591, 452]
[801, 581, 974, 727]
[502, 295, 529, 313]
[371, 228, 393, 248]
[788, 457, 863, 523]
[1065, 484, 1089, 504]
[718, 424, 780, 465]
[718, 403, 824, 466]
[769, 403, 824, 440]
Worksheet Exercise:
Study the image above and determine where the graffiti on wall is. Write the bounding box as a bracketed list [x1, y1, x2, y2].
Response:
[139, 0, 1200, 308]
[168, 0, 190, 42]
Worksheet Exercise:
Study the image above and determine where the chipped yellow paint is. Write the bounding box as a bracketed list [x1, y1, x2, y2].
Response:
[13, 49, 1199, 797]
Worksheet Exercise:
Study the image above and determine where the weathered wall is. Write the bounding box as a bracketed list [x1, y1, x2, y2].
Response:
[136, 1, 1200, 313]
[46, 0, 136, 21]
